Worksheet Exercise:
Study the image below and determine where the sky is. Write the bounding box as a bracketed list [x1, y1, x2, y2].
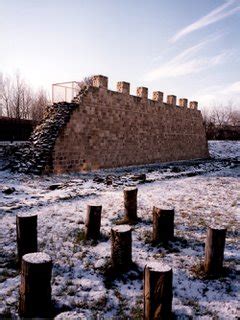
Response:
[1, 0, 240, 109]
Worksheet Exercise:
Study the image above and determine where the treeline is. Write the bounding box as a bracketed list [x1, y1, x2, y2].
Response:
[202, 104, 240, 140]
[0, 73, 49, 122]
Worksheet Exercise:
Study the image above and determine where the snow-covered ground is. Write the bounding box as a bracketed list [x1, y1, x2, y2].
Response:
[0, 140, 239, 319]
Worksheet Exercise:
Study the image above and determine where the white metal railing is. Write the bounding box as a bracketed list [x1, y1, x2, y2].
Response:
[52, 81, 80, 103]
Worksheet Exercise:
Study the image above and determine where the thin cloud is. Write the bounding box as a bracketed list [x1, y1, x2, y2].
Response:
[195, 81, 240, 106]
[223, 81, 240, 93]
[144, 37, 232, 81]
[145, 53, 228, 81]
[170, 0, 240, 43]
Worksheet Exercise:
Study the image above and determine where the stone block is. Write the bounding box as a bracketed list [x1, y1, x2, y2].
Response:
[189, 101, 198, 110]
[152, 91, 163, 103]
[117, 82, 130, 94]
[179, 98, 188, 108]
[92, 75, 108, 89]
[136, 87, 148, 99]
[167, 95, 176, 107]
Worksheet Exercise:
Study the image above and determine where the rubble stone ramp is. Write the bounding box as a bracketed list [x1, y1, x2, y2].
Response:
[6, 88, 88, 174]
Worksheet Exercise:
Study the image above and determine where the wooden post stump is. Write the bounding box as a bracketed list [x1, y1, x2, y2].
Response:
[124, 187, 138, 223]
[111, 225, 132, 271]
[152, 206, 174, 244]
[144, 262, 173, 320]
[204, 225, 227, 277]
[19, 252, 52, 318]
[85, 204, 102, 240]
[16, 213, 38, 266]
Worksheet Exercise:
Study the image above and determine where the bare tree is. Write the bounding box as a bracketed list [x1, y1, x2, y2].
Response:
[203, 102, 240, 140]
[0, 73, 12, 117]
[201, 106, 210, 125]
[77, 76, 94, 91]
[31, 89, 49, 122]
[209, 101, 235, 127]
[0, 72, 49, 121]
[229, 109, 240, 126]
[10, 73, 33, 119]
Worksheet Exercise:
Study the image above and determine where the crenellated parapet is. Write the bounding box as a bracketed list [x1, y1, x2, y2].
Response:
[11, 74, 208, 174]
[91, 75, 198, 110]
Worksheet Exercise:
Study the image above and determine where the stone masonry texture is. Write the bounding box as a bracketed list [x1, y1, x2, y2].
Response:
[9, 75, 209, 174]
[50, 75, 209, 174]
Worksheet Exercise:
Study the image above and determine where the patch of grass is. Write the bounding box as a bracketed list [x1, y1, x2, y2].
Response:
[72, 228, 109, 252]
[92, 295, 107, 310]
[115, 217, 140, 225]
[198, 217, 207, 227]
[130, 298, 143, 320]
[174, 236, 189, 248]
[180, 211, 189, 219]
[187, 299, 201, 314]
[74, 229, 86, 244]
[189, 261, 207, 279]
[153, 252, 166, 259]
[101, 260, 142, 289]
[189, 261, 229, 280]
[140, 230, 182, 252]
[0, 258, 18, 283]
[141, 230, 152, 244]
[114, 289, 129, 318]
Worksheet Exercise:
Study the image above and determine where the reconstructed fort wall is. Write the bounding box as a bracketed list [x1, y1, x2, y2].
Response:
[51, 75, 209, 174]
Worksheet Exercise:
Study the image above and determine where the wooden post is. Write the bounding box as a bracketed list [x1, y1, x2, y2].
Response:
[204, 226, 227, 277]
[85, 204, 102, 240]
[16, 213, 38, 266]
[152, 206, 174, 244]
[111, 225, 132, 271]
[19, 252, 52, 318]
[124, 187, 138, 223]
[144, 262, 173, 320]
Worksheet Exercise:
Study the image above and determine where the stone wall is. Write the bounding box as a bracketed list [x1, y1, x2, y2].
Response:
[51, 75, 209, 174]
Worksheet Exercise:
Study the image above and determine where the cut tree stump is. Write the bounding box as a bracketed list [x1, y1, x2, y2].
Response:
[123, 187, 138, 224]
[111, 225, 132, 271]
[204, 225, 227, 277]
[152, 206, 175, 244]
[85, 204, 102, 240]
[19, 252, 52, 318]
[144, 262, 173, 320]
[16, 213, 38, 266]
